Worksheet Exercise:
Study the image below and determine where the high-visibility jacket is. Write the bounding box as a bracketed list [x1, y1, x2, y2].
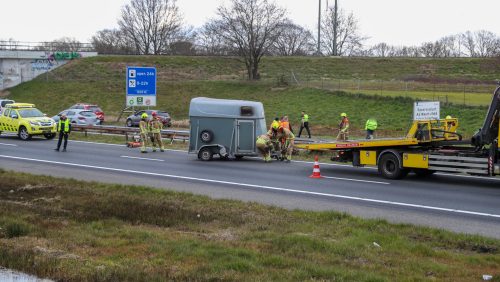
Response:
[139, 120, 149, 134]
[279, 128, 295, 143]
[256, 134, 272, 147]
[365, 119, 377, 131]
[58, 119, 70, 133]
[302, 114, 309, 123]
[149, 118, 162, 133]
[281, 121, 290, 131]
[339, 117, 349, 132]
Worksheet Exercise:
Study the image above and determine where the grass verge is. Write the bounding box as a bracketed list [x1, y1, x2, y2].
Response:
[0, 171, 499, 281]
[6, 55, 499, 138]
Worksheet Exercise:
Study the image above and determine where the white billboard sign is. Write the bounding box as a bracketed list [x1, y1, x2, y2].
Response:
[413, 101, 440, 120]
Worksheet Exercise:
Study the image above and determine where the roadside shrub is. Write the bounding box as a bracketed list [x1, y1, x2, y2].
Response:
[5, 222, 31, 238]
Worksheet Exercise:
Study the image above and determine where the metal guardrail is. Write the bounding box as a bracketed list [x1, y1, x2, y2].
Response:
[71, 124, 315, 144]
[72, 125, 189, 142]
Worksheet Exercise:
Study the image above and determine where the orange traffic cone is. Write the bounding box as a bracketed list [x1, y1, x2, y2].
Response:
[309, 155, 323, 178]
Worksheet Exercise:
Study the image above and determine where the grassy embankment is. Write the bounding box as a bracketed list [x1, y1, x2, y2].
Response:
[0, 170, 499, 281]
[6, 56, 499, 137]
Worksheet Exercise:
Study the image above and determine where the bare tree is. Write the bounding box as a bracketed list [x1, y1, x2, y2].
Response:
[118, 0, 183, 55]
[206, 0, 287, 80]
[271, 20, 315, 56]
[474, 30, 500, 57]
[438, 35, 460, 57]
[370, 42, 391, 57]
[460, 31, 476, 57]
[38, 37, 82, 52]
[197, 23, 234, 56]
[91, 29, 137, 54]
[321, 7, 365, 56]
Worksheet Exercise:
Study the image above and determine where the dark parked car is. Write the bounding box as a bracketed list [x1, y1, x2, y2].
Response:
[126, 110, 172, 127]
[69, 103, 105, 124]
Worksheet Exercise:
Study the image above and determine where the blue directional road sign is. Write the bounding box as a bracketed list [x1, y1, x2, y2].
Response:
[126, 66, 157, 106]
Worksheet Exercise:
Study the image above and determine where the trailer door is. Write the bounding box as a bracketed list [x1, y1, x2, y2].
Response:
[236, 120, 255, 153]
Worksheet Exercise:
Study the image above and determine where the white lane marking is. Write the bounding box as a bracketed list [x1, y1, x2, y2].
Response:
[69, 140, 125, 147]
[322, 176, 389, 185]
[436, 172, 500, 181]
[0, 142, 17, 147]
[121, 156, 164, 162]
[70, 140, 187, 152]
[1, 154, 499, 219]
[52, 140, 500, 181]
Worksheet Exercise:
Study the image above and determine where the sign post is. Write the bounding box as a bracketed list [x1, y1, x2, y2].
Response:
[413, 101, 440, 120]
[126, 66, 156, 106]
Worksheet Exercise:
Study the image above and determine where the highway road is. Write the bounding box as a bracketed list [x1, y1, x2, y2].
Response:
[0, 136, 499, 239]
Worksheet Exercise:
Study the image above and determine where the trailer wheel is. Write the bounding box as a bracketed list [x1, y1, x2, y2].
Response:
[378, 153, 408, 179]
[200, 130, 213, 143]
[198, 147, 213, 161]
[413, 168, 436, 177]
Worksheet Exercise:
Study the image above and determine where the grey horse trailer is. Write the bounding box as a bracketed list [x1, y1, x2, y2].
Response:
[189, 97, 267, 160]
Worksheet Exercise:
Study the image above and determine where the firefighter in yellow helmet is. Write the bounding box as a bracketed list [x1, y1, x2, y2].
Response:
[444, 115, 456, 139]
[256, 131, 273, 162]
[139, 113, 150, 153]
[268, 121, 281, 159]
[277, 125, 295, 163]
[149, 111, 165, 152]
[337, 112, 349, 141]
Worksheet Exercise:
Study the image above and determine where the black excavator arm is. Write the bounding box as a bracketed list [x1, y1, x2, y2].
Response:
[471, 86, 500, 149]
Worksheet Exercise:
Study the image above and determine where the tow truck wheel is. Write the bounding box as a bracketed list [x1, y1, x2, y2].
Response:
[198, 147, 213, 161]
[18, 126, 32, 140]
[44, 133, 56, 140]
[378, 153, 408, 179]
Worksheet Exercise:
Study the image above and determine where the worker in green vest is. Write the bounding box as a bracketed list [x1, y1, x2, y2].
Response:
[54, 114, 71, 152]
[139, 113, 150, 153]
[365, 118, 378, 139]
[298, 111, 311, 138]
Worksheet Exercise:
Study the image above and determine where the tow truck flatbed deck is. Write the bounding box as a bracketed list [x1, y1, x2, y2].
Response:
[297, 137, 420, 150]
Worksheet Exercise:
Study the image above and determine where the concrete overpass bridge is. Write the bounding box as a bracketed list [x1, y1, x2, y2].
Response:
[0, 44, 97, 90]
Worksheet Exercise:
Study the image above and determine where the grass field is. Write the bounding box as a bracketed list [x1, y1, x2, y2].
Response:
[9, 79, 488, 137]
[4, 55, 499, 137]
[1, 171, 499, 281]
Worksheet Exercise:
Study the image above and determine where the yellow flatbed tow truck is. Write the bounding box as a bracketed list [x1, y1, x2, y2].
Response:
[297, 86, 500, 179]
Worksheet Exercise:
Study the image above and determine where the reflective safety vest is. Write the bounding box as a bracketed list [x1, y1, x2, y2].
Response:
[302, 114, 309, 123]
[339, 117, 349, 131]
[58, 119, 70, 133]
[256, 134, 272, 146]
[139, 120, 149, 134]
[281, 121, 290, 130]
[365, 119, 378, 130]
[149, 118, 162, 133]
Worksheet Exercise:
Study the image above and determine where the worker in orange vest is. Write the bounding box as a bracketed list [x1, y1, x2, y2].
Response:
[337, 113, 349, 141]
[280, 116, 293, 133]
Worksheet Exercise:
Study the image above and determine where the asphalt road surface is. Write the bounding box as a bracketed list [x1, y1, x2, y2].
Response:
[0, 136, 499, 239]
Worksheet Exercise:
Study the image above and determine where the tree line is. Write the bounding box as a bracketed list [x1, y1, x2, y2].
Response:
[3, 0, 498, 80]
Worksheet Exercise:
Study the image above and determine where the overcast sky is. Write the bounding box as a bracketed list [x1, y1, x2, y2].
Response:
[1, 0, 499, 46]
